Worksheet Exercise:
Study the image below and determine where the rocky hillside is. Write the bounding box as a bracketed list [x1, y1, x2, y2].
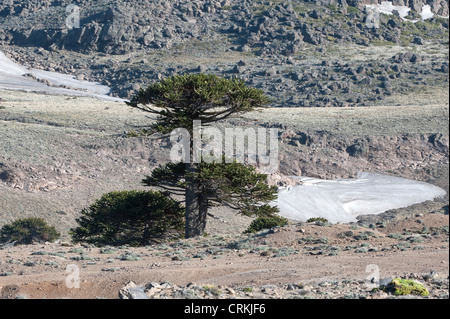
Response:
[0, 0, 448, 54]
[0, 0, 448, 106]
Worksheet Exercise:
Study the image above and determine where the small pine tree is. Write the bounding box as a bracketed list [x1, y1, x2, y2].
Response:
[0, 217, 60, 245]
[70, 190, 184, 246]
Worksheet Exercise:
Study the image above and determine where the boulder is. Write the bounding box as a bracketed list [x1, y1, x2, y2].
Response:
[413, 36, 424, 45]
[118, 282, 149, 299]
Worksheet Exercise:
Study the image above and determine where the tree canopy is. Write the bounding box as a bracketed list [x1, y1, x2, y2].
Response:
[143, 160, 279, 217]
[126, 73, 270, 134]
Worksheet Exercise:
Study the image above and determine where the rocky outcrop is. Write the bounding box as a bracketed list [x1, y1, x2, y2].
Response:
[275, 130, 450, 182]
[0, 0, 448, 105]
[0, 0, 224, 54]
[1, 0, 448, 55]
[118, 272, 449, 299]
[0, 162, 70, 192]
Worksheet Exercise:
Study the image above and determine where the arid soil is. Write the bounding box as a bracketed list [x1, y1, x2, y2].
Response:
[0, 211, 448, 299]
[0, 87, 448, 299]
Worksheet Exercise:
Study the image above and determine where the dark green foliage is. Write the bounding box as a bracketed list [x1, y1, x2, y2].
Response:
[143, 162, 186, 195]
[195, 160, 279, 216]
[126, 73, 270, 134]
[0, 217, 60, 244]
[244, 215, 289, 234]
[127, 73, 276, 238]
[306, 217, 329, 224]
[143, 160, 279, 217]
[70, 190, 184, 246]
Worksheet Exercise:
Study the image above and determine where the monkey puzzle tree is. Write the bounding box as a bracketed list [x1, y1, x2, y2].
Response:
[126, 73, 279, 238]
[143, 160, 279, 237]
[70, 190, 184, 246]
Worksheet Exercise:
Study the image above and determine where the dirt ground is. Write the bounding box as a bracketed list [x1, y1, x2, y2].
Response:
[0, 88, 448, 299]
[0, 210, 448, 299]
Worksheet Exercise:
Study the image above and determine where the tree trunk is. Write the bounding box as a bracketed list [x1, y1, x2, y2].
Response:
[184, 163, 207, 238]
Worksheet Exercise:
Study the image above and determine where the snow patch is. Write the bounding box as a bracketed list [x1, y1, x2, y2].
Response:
[365, 2, 445, 21]
[420, 4, 434, 20]
[273, 172, 446, 224]
[377, 1, 411, 19]
[0, 50, 122, 101]
[365, 1, 410, 20]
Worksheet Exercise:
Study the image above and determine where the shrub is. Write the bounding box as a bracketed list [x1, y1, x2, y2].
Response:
[337, 230, 354, 238]
[306, 217, 329, 226]
[274, 247, 296, 257]
[0, 217, 60, 244]
[353, 233, 370, 240]
[244, 215, 289, 234]
[203, 285, 222, 297]
[70, 190, 184, 246]
[346, 6, 359, 15]
[388, 233, 404, 240]
[384, 278, 429, 297]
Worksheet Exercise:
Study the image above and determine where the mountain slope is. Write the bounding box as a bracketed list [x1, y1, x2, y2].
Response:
[0, 0, 448, 107]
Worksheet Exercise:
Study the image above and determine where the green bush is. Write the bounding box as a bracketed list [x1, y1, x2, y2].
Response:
[244, 215, 289, 234]
[70, 190, 185, 246]
[306, 217, 329, 226]
[346, 6, 359, 15]
[0, 217, 60, 244]
[384, 278, 429, 297]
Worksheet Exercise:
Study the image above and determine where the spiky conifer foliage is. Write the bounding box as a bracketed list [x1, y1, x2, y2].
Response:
[70, 190, 184, 246]
[0, 217, 60, 244]
[126, 73, 270, 134]
[143, 160, 279, 217]
[127, 73, 278, 238]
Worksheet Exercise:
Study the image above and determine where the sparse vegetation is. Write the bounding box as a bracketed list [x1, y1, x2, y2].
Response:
[273, 247, 296, 257]
[118, 252, 142, 261]
[203, 285, 222, 297]
[306, 217, 329, 226]
[337, 230, 354, 238]
[389, 233, 405, 240]
[353, 231, 377, 241]
[0, 0, 448, 300]
[346, 6, 359, 15]
[244, 215, 289, 234]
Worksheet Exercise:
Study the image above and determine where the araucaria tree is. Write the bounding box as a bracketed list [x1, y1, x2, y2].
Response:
[126, 73, 279, 238]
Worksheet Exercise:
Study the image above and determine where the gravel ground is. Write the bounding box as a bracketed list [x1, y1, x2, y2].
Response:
[0, 211, 448, 299]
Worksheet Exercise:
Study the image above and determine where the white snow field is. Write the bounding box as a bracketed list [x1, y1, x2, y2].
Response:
[376, 1, 411, 19]
[0, 50, 122, 101]
[420, 5, 435, 20]
[366, 1, 449, 21]
[274, 172, 446, 224]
